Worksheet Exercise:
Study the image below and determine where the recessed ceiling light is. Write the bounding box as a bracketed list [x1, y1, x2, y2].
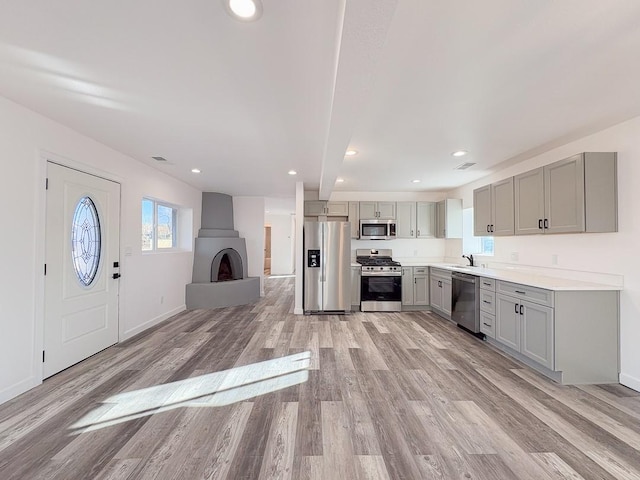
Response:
[345, 149, 358, 157]
[191, 168, 201, 173]
[288, 170, 297, 175]
[412, 179, 421, 183]
[336, 178, 345, 183]
[452, 150, 468, 157]
[225, 0, 263, 21]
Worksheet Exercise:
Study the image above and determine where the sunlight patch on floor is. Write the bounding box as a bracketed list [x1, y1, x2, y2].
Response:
[70, 351, 310, 434]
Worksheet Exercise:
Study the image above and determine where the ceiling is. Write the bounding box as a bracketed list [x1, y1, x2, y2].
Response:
[2, 1, 640, 205]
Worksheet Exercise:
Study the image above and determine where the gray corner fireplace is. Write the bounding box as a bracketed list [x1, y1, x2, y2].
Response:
[186, 192, 260, 309]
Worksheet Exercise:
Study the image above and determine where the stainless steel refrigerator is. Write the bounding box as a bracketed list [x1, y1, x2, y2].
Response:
[304, 221, 351, 313]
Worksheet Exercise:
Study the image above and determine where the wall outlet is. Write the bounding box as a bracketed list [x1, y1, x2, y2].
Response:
[510, 252, 519, 261]
[552, 254, 558, 265]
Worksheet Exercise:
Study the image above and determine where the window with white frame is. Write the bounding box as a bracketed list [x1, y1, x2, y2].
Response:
[142, 198, 178, 251]
[462, 207, 494, 256]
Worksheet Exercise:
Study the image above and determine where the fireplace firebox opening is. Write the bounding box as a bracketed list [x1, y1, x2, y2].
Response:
[211, 248, 243, 282]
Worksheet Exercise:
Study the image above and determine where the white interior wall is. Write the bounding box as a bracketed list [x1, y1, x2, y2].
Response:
[233, 197, 265, 295]
[448, 115, 640, 392]
[0, 95, 202, 404]
[265, 213, 294, 275]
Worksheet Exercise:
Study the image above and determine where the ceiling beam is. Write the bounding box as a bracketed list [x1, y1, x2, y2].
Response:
[318, 0, 398, 200]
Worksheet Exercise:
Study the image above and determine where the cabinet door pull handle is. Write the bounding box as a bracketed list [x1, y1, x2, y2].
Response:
[515, 290, 526, 294]
[483, 300, 491, 304]
[483, 322, 491, 327]
[538, 219, 543, 229]
[490, 224, 494, 233]
[519, 304, 524, 315]
[417, 229, 420, 236]
[487, 225, 490, 233]
[544, 218, 549, 229]
[483, 282, 491, 286]
[515, 303, 519, 314]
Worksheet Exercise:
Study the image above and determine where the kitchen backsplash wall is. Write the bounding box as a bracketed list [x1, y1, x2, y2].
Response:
[352, 238, 445, 263]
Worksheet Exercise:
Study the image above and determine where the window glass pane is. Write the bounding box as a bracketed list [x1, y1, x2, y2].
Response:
[157, 204, 175, 248]
[142, 199, 154, 251]
[462, 208, 494, 256]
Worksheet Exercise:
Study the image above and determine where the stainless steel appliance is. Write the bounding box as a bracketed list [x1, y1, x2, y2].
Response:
[356, 249, 402, 311]
[304, 221, 351, 313]
[451, 271, 481, 334]
[359, 219, 397, 240]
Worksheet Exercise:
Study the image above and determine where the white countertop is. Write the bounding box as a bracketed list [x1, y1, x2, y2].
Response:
[399, 262, 621, 291]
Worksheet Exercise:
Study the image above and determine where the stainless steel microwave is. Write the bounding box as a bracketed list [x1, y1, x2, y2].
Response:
[360, 219, 396, 240]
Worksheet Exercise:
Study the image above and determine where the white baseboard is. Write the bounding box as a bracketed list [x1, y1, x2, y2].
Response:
[121, 304, 186, 341]
[294, 307, 304, 315]
[620, 373, 640, 393]
[0, 376, 41, 406]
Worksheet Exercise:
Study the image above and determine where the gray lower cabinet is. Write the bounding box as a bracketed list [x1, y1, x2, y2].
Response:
[520, 300, 554, 369]
[492, 280, 618, 384]
[479, 277, 496, 338]
[414, 269, 429, 305]
[402, 267, 414, 305]
[429, 268, 451, 317]
[402, 266, 429, 308]
[350, 267, 361, 310]
[496, 293, 554, 369]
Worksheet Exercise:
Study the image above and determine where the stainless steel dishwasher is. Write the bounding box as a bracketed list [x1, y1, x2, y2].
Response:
[451, 272, 481, 334]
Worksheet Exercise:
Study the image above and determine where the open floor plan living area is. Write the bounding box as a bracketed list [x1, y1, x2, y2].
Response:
[3, 1, 640, 479]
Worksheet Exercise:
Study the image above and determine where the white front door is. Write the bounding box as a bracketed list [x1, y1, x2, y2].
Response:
[44, 162, 120, 378]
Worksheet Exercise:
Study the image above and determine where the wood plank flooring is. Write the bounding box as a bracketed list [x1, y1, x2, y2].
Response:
[1, 276, 640, 479]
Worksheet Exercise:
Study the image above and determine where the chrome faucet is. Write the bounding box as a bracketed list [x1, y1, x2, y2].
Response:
[462, 254, 474, 266]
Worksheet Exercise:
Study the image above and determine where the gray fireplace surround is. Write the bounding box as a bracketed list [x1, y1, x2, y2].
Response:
[186, 192, 260, 309]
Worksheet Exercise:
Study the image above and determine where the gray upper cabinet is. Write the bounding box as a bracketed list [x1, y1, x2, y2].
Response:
[545, 154, 586, 234]
[304, 200, 349, 217]
[473, 185, 492, 236]
[473, 179, 514, 236]
[360, 201, 396, 219]
[396, 202, 417, 238]
[416, 202, 436, 238]
[304, 201, 327, 217]
[492, 177, 515, 235]
[514, 167, 545, 235]
[348, 201, 359, 239]
[514, 152, 617, 235]
[396, 202, 435, 238]
[435, 199, 463, 238]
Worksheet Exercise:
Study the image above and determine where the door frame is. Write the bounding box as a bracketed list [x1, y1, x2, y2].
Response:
[34, 150, 124, 384]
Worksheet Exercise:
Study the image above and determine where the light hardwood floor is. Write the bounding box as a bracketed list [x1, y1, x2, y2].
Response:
[1, 276, 640, 479]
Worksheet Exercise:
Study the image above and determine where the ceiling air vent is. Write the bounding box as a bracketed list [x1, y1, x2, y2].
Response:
[152, 156, 167, 162]
[455, 162, 476, 170]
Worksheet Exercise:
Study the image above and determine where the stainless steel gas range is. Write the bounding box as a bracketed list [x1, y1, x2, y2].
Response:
[355, 249, 402, 312]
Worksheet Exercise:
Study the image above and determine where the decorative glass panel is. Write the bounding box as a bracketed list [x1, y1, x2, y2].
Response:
[71, 196, 102, 286]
